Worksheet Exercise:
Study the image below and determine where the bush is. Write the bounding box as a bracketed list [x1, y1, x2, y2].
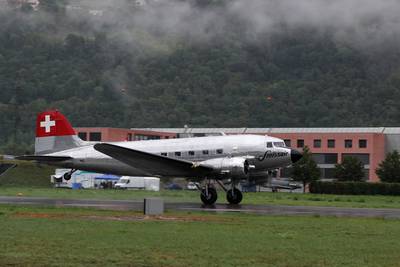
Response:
[309, 181, 400, 196]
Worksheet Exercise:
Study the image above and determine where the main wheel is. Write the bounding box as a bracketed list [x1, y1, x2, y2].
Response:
[226, 188, 243, 204]
[200, 187, 218, 205]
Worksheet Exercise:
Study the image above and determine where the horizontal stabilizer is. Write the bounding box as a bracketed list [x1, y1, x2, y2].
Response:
[0, 164, 16, 177]
[94, 143, 212, 177]
[15, 155, 72, 162]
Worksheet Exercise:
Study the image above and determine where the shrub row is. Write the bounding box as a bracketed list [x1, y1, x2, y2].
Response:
[309, 181, 400, 195]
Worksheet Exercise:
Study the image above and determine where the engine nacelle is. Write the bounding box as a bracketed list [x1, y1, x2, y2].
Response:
[200, 157, 250, 179]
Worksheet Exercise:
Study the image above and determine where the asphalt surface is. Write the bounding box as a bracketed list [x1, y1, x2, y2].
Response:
[0, 196, 400, 218]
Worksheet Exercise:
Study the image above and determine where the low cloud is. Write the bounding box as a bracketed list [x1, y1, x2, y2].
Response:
[61, 0, 400, 49]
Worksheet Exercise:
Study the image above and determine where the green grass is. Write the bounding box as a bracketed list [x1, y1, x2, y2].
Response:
[1, 187, 400, 209]
[0, 205, 399, 267]
[0, 159, 54, 187]
[3, 159, 400, 209]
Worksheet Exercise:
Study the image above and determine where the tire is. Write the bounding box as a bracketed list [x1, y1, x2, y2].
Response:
[226, 188, 243, 204]
[200, 187, 218, 205]
[63, 173, 72, 181]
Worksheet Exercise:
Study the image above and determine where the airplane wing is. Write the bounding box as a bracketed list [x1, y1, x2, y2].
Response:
[94, 143, 213, 177]
[15, 155, 73, 162]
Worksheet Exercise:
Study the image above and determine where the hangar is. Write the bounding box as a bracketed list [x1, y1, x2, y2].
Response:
[74, 126, 400, 182]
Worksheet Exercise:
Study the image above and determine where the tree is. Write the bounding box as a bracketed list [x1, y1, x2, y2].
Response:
[334, 157, 365, 182]
[291, 146, 320, 192]
[376, 150, 400, 183]
[20, 3, 34, 13]
[39, 0, 66, 14]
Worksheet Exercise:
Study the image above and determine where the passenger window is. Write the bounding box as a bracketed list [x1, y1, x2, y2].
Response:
[216, 149, 223, 154]
[188, 151, 195, 156]
[175, 152, 181, 157]
[202, 150, 209, 155]
[266, 142, 273, 148]
[161, 152, 167, 156]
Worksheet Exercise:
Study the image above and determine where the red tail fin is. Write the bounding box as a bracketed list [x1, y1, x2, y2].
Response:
[35, 110, 84, 155]
[36, 110, 76, 137]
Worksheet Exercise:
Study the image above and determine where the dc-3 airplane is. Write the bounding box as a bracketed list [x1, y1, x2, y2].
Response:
[17, 110, 303, 205]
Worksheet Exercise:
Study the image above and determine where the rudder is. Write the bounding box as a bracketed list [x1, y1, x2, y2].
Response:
[35, 110, 86, 155]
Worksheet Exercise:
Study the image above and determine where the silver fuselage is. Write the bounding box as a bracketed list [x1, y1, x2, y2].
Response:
[48, 135, 292, 179]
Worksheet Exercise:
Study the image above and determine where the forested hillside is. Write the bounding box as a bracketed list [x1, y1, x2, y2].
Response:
[1, 0, 400, 154]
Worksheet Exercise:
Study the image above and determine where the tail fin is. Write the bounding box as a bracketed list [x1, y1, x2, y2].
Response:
[35, 110, 86, 155]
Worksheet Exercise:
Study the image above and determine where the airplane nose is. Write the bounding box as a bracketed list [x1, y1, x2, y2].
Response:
[290, 149, 303, 163]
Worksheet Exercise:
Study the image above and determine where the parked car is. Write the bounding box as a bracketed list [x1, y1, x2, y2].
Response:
[186, 182, 200, 190]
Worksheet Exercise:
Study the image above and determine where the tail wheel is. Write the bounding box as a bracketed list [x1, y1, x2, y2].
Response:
[63, 172, 72, 181]
[200, 187, 218, 205]
[227, 188, 243, 204]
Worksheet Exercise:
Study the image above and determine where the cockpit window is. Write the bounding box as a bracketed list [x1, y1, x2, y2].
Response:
[266, 142, 273, 148]
[273, 142, 286, 147]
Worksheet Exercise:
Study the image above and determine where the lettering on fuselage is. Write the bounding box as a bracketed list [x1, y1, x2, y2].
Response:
[257, 150, 289, 161]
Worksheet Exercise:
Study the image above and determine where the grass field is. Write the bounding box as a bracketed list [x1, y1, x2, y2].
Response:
[0, 159, 54, 187]
[1, 187, 400, 209]
[0, 205, 399, 267]
[3, 159, 400, 209]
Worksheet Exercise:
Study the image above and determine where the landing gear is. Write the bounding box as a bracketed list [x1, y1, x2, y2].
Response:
[200, 186, 218, 205]
[63, 169, 76, 181]
[198, 179, 244, 205]
[226, 188, 243, 204]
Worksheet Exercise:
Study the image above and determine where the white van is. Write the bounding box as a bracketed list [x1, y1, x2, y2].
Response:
[115, 176, 160, 191]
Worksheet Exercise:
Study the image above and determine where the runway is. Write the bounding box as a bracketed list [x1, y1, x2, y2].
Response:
[0, 196, 400, 218]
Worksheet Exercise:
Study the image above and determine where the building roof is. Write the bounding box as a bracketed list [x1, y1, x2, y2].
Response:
[132, 127, 397, 134]
[382, 128, 400, 134]
[268, 128, 386, 133]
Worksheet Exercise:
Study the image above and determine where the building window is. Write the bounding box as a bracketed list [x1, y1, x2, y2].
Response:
[127, 133, 132, 141]
[188, 151, 195, 156]
[297, 139, 304, 148]
[312, 153, 338, 164]
[342, 153, 370, 165]
[322, 168, 336, 179]
[284, 139, 291, 147]
[327, 139, 335, 148]
[216, 149, 223, 154]
[313, 139, 321, 148]
[89, 132, 102, 141]
[345, 139, 352, 148]
[174, 152, 181, 157]
[359, 139, 367, 148]
[202, 150, 209, 155]
[134, 134, 161, 141]
[78, 132, 87, 141]
[134, 134, 147, 140]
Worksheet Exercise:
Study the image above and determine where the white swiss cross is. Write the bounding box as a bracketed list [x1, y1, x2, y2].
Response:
[40, 115, 56, 133]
